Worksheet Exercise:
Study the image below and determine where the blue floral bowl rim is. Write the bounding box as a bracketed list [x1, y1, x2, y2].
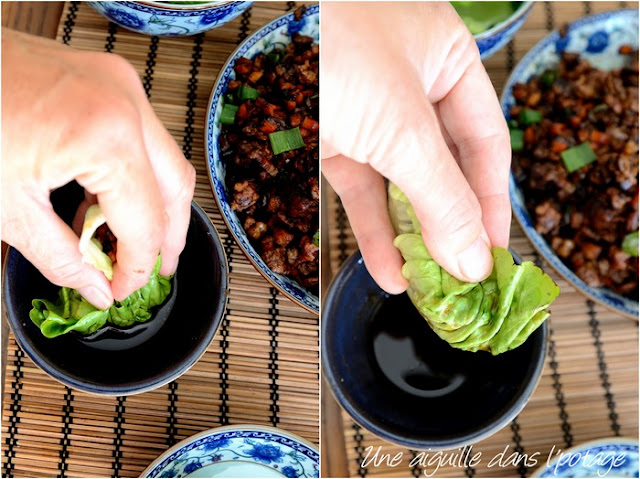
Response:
[134, 0, 236, 10]
[321, 249, 549, 451]
[139, 424, 319, 478]
[500, 8, 639, 320]
[473, 1, 534, 40]
[2, 200, 230, 396]
[204, 6, 319, 314]
[531, 437, 639, 477]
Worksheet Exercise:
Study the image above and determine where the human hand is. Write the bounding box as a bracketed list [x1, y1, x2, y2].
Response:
[1, 29, 195, 309]
[321, 3, 511, 294]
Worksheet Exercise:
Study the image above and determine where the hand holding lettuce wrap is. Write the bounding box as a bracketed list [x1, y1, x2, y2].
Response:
[389, 183, 559, 354]
[30, 205, 173, 339]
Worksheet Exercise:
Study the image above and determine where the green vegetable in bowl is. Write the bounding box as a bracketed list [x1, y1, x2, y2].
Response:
[388, 183, 560, 355]
[29, 206, 173, 338]
[622, 231, 639, 257]
[561, 142, 597, 173]
[451, 1, 520, 35]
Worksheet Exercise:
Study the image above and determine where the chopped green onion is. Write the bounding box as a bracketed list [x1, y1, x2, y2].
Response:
[313, 230, 320, 247]
[510, 128, 524, 151]
[224, 93, 235, 105]
[238, 85, 259, 101]
[508, 119, 519, 129]
[267, 51, 282, 64]
[592, 103, 609, 113]
[540, 70, 557, 88]
[561, 142, 597, 173]
[220, 104, 238, 125]
[622, 231, 639, 257]
[519, 108, 543, 125]
[269, 127, 305, 155]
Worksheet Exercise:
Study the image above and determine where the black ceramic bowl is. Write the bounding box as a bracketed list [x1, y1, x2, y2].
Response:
[3, 183, 228, 395]
[322, 251, 548, 450]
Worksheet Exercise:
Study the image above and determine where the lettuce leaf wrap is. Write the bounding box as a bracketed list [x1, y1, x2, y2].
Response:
[29, 206, 173, 338]
[388, 183, 559, 355]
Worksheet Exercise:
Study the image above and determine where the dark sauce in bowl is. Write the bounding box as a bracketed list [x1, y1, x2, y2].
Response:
[322, 251, 548, 449]
[370, 294, 466, 399]
[77, 276, 178, 351]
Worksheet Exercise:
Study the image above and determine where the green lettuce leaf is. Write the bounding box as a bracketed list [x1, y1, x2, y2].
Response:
[30, 256, 172, 338]
[389, 183, 559, 355]
[79, 205, 113, 281]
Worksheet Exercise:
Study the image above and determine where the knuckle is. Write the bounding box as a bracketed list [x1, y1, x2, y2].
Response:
[179, 162, 197, 200]
[439, 196, 483, 245]
[43, 259, 88, 289]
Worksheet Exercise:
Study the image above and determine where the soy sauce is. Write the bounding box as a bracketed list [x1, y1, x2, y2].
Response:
[76, 276, 178, 351]
[369, 293, 472, 399]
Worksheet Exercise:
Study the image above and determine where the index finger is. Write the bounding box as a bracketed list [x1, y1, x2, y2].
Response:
[437, 54, 512, 248]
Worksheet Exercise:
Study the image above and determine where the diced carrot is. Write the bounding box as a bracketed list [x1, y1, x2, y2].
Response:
[569, 116, 582, 127]
[280, 82, 294, 90]
[551, 139, 568, 153]
[524, 127, 536, 144]
[527, 91, 542, 107]
[290, 113, 302, 127]
[550, 123, 566, 136]
[286, 100, 296, 111]
[619, 45, 633, 54]
[237, 103, 248, 120]
[577, 129, 589, 142]
[263, 103, 279, 116]
[302, 117, 319, 132]
[590, 130, 610, 145]
[296, 93, 304, 104]
[300, 128, 310, 139]
[248, 71, 263, 83]
[259, 120, 277, 134]
[234, 59, 252, 75]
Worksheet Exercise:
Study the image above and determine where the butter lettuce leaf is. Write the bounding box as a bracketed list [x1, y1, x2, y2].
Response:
[389, 183, 559, 355]
[30, 256, 172, 338]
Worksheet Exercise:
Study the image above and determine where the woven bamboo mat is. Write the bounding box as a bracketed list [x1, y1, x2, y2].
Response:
[2, 2, 318, 478]
[326, 2, 639, 478]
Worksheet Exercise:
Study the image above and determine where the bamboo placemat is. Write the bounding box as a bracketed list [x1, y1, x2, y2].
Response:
[2, 2, 318, 478]
[326, 2, 639, 478]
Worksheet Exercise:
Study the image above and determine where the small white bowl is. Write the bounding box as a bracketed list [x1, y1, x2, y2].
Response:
[141, 425, 319, 478]
[532, 437, 638, 478]
[88, 1, 253, 36]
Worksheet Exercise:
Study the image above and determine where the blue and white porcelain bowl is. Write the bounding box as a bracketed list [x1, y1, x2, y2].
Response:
[205, 6, 320, 314]
[501, 9, 639, 319]
[475, 1, 534, 59]
[141, 425, 319, 478]
[532, 438, 639, 478]
[88, 1, 253, 37]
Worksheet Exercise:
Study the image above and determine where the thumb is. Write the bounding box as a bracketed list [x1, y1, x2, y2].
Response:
[17, 201, 114, 309]
[362, 79, 493, 283]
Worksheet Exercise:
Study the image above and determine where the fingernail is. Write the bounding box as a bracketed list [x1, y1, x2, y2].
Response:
[78, 286, 113, 310]
[457, 237, 493, 282]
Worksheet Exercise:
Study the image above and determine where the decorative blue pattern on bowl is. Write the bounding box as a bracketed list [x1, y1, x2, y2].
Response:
[475, 2, 534, 59]
[501, 9, 639, 319]
[205, 6, 319, 313]
[88, 1, 253, 36]
[142, 425, 319, 478]
[533, 438, 639, 477]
